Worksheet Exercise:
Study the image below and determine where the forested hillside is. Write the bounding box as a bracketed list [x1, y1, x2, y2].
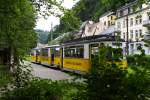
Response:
[35, 29, 49, 44]
[47, 0, 140, 43]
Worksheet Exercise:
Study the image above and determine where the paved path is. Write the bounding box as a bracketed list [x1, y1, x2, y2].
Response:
[27, 62, 74, 81]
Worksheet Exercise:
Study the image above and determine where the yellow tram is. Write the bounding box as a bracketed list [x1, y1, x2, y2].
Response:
[40, 45, 62, 68]
[31, 35, 127, 73]
[31, 48, 41, 63]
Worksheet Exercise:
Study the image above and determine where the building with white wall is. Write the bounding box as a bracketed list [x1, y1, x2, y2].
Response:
[79, 12, 118, 37]
[116, 0, 150, 55]
[99, 11, 116, 29]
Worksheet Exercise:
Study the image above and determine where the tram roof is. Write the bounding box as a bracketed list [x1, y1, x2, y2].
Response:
[63, 35, 125, 45]
[44, 45, 60, 48]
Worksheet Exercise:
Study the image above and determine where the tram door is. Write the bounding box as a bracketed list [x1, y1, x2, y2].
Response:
[60, 48, 63, 69]
[51, 48, 54, 65]
[90, 44, 99, 59]
[35, 50, 40, 63]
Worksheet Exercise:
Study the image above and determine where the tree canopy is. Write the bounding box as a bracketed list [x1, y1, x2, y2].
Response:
[0, 0, 68, 66]
[0, 0, 37, 69]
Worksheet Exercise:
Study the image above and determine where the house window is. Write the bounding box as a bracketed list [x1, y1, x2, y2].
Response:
[129, 7, 133, 13]
[104, 21, 106, 26]
[128, 8, 130, 13]
[139, 15, 142, 24]
[123, 33, 126, 39]
[135, 30, 138, 38]
[135, 17, 138, 25]
[130, 44, 134, 54]
[117, 22, 121, 29]
[120, 10, 123, 17]
[147, 12, 150, 20]
[130, 18, 133, 26]
[108, 21, 110, 26]
[130, 30, 133, 39]
[111, 16, 113, 20]
[111, 22, 114, 25]
[117, 12, 120, 18]
[135, 15, 142, 25]
[123, 20, 125, 28]
[139, 29, 142, 37]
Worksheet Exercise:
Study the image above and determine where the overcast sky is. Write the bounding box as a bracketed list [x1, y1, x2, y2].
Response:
[35, 0, 78, 31]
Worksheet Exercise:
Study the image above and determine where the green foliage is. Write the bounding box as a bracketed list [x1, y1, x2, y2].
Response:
[125, 66, 150, 100]
[48, 32, 76, 45]
[0, 79, 62, 100]
[35, 29, 49, 44]
[30, 0, 66, 18]
[127, 46, 150, 67]
[13, 63, 33, 88]
[86, 46, 127, 100]
[25, 55, 32, 61]
[60, 10, 81, 33]
[84, 46, 150, 100]
[0, 65, 13, 87]
[47, 10, 82, 42]
[0, 0, 37, 66]
[60, 81, 86, 100]
[127, 55, 150, 66]
[0, 79, 86, 100]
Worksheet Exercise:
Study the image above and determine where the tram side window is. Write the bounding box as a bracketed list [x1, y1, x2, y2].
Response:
[64, 46, 84, 58]
[91, 47, 99, 55]
[65, 49, 75, 57]
[112, 48, 123, 61]
[90, 44, 99, 56]
[76, 48, 84, 58]
[65, 49, 69, 57]
[36, 50, 40, 56]
[54, 48, 60, 57]
[71, 49, 75, 57]
[105, 47, 123, 61]
[106, 47, 112, 61]
[42, 49, 48, 56]
[31, 50, 35, 56]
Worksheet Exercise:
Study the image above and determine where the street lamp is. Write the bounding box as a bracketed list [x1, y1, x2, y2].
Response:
[50, 22, 53, 42]
[126, 15, 129, 56]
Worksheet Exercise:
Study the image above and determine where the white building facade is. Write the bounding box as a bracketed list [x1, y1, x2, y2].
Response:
[116, 1, 150, 55]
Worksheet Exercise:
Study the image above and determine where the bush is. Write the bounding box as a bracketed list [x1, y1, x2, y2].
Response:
[0, 78, 87, 100]
[0, 79, 63, 100]
[85, 46, 127, 100]
[124, 66, 150, 100]
[85, 46, 150, 100]
[87, 59, 127, 99]
[127, 55, 150, 66]
[0, 65, 13, 87]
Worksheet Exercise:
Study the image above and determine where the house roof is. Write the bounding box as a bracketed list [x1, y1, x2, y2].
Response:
[99, 11, 115, 18]
[100, 26, 120, 35]
[117, 0, 138, 11]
